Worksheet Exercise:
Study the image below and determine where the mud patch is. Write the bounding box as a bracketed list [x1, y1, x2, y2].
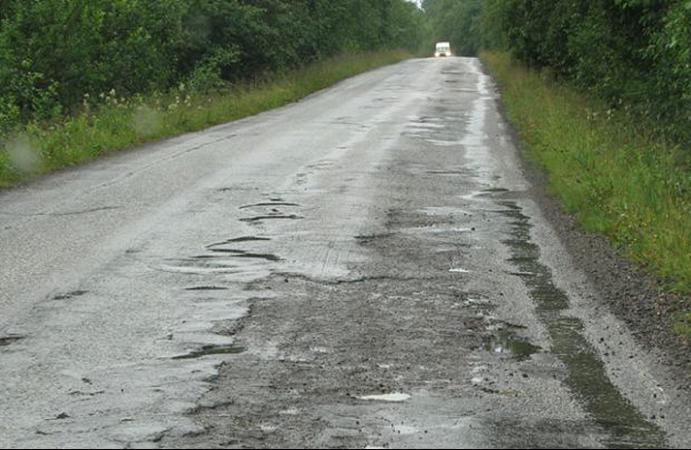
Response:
[500, 200, 666, 448]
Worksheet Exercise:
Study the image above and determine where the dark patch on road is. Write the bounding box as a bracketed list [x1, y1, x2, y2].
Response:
[210, 250, 282, 262]
[354, 232, 395, 243]
[239, 202, 300, 209]
[173, 344, 246, 360]
[500, 199, 666, 448]
[52, 290, 89, 300]
[239, 215, 303, 223]
[0, 335, 24, 347]
[482, 331, 542, 361]
[185, 286, 229, 291]
[207, 236, 271, 248]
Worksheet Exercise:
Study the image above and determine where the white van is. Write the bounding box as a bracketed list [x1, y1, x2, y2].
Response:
[435, 42, 452, 57]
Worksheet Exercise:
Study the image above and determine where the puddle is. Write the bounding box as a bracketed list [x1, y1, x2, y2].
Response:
[355, 232, 395, 242]
[185, 286, 229, 291]
[239, 215, 302, 223]
[53, 290, 88, 300]
[359, 393, 411, 402]
[0, 335, 24, 347]
[207, 236, 271, 248]
[205, 248, 281, 262]
[167, 259, 237, 270]
[483, 331, 541, 361]
[228, 253, 282, 262]
[239, 202, 300, 209]
[173, 344, 246, 360]
[499, 200, 666, 448]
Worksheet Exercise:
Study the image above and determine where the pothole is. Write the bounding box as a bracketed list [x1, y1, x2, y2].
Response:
[482, 331, 542, 361]
[52, 290, 89, 300]
[0, 335, 25, 347]
[207, 236, 271, 248]
[173, 344, 246, 360]
[239, 215, 303, 223]
[239, 203, 300, 209]
[185, 286, 229, 291]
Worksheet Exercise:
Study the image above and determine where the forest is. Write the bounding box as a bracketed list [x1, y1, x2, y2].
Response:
[424, 0, 691, 144]
[0, 0, 424, 134]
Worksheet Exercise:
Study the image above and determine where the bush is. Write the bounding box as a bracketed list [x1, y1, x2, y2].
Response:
[0, 0, 424, 131]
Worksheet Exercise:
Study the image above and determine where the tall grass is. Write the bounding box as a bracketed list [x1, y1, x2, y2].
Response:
[480, 51, 690, 301]
[0, 50, 410, 187]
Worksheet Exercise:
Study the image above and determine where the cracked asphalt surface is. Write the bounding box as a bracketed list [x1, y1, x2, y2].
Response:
[1, 57, 689, 448]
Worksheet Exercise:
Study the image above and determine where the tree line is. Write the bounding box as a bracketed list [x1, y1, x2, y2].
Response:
[0, 0, 425, 133]
[423, 0, 690, 145]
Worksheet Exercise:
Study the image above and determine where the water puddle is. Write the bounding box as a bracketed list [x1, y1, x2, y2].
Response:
[0, 335, 24, 347]
[483, 331, 542, 361]
[52, 290, 89, 300]
[239, 215, 303, 223]
[359, 393, 411, 402]
[224, 252, 282, 262]
[499, 200, 666, 448]
[173, 344, 246, 360]
[207, 236, 271, 248]
[185, 286, 229, 291]
[239, 202, 300, 209]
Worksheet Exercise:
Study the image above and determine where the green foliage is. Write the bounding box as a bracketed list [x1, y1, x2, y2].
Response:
[476, 0, 690, 145]
[0, 0, 423, 129]
[422, 0, 689, 144]
[482, 51, 690, 296]
[0, 50, 410, 187]
[422, 0, 483, 56]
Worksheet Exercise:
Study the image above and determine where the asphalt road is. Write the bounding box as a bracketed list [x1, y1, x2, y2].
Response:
[0, 57, 689, 448]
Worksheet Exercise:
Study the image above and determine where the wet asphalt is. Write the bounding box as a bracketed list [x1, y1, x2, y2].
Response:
[0, 57, 689, 448]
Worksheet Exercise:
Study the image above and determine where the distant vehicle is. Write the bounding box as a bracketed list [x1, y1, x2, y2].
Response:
[434, 42, 452, 57]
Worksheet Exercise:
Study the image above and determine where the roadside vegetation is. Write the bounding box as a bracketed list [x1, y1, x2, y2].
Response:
[0, 51, 410, 186]
[482, 51, 690, 295]
[0, 0, 424, 185]
[423, 0, 690, 335]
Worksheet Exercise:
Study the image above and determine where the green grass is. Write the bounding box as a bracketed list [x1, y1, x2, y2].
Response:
[0, 50, 411, 187]
[480, 51, 690, 336]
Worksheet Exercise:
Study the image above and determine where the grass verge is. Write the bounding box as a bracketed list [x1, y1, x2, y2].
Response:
[480, 51, 690, 337]
[0, 50, 410, 187]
